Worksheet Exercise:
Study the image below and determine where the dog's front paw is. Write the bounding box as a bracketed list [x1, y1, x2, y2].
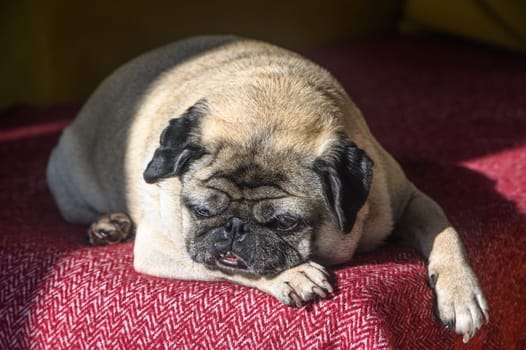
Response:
[429, 264, 489, 343]
[262, 261, 334, 307]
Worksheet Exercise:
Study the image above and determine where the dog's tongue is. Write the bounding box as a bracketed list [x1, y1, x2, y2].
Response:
[218, 251, 247, 269]
[222, 252, 240, 263]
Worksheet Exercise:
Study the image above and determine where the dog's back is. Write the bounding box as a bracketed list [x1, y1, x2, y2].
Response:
[47, 36, 241, 224]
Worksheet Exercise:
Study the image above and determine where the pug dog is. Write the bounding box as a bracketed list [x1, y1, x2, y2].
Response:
[47, 35, 488, 342]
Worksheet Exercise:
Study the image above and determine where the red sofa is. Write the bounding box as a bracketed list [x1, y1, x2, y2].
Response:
[1, 36, 525, 349]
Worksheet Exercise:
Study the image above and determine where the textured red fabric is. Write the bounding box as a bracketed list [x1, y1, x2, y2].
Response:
[1, 36, 525, 349]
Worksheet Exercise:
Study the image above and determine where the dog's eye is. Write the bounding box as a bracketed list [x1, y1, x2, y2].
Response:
[274, 215, 299, 231]
[192, 206, 212, 219]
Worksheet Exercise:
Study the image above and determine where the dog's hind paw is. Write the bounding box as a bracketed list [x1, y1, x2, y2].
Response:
[88, 213, 134, 246]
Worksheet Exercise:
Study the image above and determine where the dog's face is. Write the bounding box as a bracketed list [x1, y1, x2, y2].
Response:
[143, 96, 373, 277]
[179, 146, 329, 276]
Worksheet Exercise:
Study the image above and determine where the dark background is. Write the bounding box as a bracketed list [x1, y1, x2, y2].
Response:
[1, 0, 525, 110]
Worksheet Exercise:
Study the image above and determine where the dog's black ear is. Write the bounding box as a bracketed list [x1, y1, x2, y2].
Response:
[143, 102, 207, 184]
[313, 134, 373, 233]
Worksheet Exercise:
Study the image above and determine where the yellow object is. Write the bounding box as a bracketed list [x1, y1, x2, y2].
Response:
[0, 0, 400, 109]
[402, 0, 526, 53]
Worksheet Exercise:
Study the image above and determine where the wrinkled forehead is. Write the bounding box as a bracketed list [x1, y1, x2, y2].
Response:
[191, 146, 320, 201]
[197, 87, 340, 159]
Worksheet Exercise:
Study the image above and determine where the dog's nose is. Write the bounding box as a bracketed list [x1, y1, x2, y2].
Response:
[215, 217, 248, 253]
[223, 217, 248, 242]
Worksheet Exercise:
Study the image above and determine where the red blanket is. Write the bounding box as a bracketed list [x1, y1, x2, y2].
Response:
[1, 36, 525, 349]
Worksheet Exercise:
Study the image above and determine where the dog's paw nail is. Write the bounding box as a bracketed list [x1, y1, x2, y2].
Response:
[428, 272, 438, 289]
[444, 320, 454, 332]
[322, 279, 334, 293]
[288, 291, 303, 308]
[463, 333, 471, 343]
[312, 286, 327, 298]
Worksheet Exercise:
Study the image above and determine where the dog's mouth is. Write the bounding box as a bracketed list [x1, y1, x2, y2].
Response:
[216, 251, 248, 270]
